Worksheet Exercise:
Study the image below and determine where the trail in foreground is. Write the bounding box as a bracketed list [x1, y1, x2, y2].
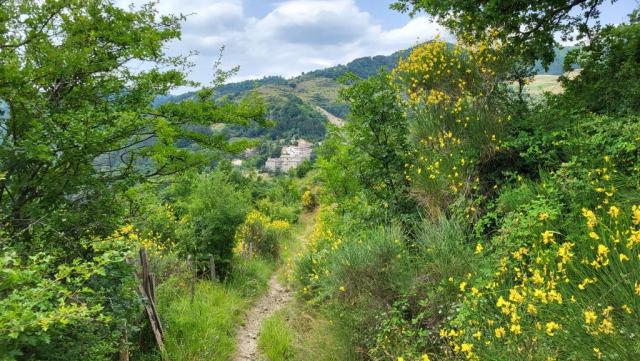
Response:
[232, 275, 292, 361]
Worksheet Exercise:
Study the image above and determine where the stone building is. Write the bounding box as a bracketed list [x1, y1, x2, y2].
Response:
[265, 139, 313, 172]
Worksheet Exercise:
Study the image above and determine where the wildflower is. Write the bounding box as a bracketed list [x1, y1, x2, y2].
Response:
[397, 357, 405, 361]
[582, 208, 598, 229]
[579, 278, 596, 290]
[475, 243, 484, 254]
[598, 319, 614, 334]
[635, 282, 640, 296]
[619, 253, 629, 262]
[608, 206, 620, 218]
[120, 224, 134, 234]
[460, 281, 467, 292]
[584, 310, 597, 325]
[557, 243, 574, 263]
[422, 355, 431, 361]
[339, 286, 345, 292]
[461, 343, 473, 353]
[510, 324, 522, 335]
[472, 331, 482, 340]
[495, 327, 505, 338]
[531, 270, 544, 284]
[545, 322, 560, 336]
[589, 231, 600, 240]
[632, 205, 640, 225]
[597, 244, 609, 257]
[593, 348, 602, 359]
[538, 212, 550, 221]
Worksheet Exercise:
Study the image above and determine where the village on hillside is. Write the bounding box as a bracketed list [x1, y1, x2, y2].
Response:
[264, 139, 313, 172]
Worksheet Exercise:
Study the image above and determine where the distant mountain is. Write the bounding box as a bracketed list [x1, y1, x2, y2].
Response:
[535, 46, 577, 75]
[154, 46, 572, 144]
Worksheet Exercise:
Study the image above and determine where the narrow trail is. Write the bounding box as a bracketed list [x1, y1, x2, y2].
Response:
[232, 274, 292, 361]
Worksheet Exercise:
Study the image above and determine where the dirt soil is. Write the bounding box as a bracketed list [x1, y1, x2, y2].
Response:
[232, 275, 292, 361]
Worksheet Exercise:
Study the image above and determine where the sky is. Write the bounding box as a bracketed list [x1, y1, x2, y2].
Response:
[117, 0, 639, 86]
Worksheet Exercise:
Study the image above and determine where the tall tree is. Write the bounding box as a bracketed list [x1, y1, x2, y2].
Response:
[0, 0, 266, 238]
[392, 0, 613, 67]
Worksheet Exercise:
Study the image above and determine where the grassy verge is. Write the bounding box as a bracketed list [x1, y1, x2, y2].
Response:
[258, 209, 357, 361]
[155, 256, 274, 361]
[257, 310, 295, 361]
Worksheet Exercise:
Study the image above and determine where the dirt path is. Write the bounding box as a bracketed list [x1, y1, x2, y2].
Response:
[232, 275, 292, 361]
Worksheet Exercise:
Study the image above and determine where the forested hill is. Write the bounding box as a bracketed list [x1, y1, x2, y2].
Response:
[154, 46, 571, 143]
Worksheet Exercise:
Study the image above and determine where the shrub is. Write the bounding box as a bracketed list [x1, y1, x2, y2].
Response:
[392, 40, 512, 211]
[294, 209, 412, 352]
[179, 172, 251, 278]
[0, 231, 140, 360]
[234, 210, 291, 258]
[302, 189, 318, 211]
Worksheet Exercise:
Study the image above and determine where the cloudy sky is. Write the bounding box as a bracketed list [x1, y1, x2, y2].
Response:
[117, 0, 637, 86]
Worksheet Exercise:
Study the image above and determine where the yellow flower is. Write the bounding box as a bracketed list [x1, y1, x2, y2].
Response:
[584, 310, 597, 325]
[557, 242, 574, 263]
[339, 286, 346, 292]
[397, 357, 404, 361]
[607, 206, 620, 218]
[475, 243, 484, 254]
[510, 324, 522, 335]
[120, 224, 134, 234]
[593, 348, 602, 359]
[635, 282, 640, 296]
[542, 230, 555, 244]
[461, 343, 473, 353]
[495, 327, 505, 338]
[538, 212, 550, 221]
[460, 281, 467, 292]
[545, 321, 560, 336]
[582, 208, 598, 229]
[619, 253, 629, 262]
[598, 319, 614, 334]
[422, 355, 431, 361]
[597, 244, 609, 257]
[632, 205, 640, 225]
[589, 231, 600, 240]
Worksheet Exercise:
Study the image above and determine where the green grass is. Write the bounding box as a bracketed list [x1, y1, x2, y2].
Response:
[258, 311, 295, 361]
[155, 256, 274, 361]
[284, 303, 358, 361]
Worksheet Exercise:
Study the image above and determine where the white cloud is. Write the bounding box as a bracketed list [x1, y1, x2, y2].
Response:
[117, 0, 450, 87]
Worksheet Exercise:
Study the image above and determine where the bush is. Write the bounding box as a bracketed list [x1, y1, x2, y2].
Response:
[294, 209, 412, 352]
[234, 210, 291, 258]
[302, 189, 318, 211]
[179, 172, 251, 278]
[0, 231, 140, 361]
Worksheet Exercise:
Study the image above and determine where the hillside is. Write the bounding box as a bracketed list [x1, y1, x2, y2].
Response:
[158, 46, 571, 146]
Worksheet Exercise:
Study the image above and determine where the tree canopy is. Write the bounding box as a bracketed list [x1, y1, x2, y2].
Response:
[392, 0, 613, 66]
[0, 0, 266, 239]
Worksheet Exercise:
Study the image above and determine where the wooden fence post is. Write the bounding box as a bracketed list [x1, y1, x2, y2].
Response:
[137, 248, 166, 358]
[187, 254, 195, 304]
[209, 254, 217, 282]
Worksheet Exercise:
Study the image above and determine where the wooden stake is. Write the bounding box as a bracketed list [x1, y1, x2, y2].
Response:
[209, 254, 217, 282]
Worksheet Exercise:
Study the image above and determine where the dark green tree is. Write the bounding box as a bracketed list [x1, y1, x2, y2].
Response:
[562, 10, 640, 114]
[334, 72, 415, 217]
[392, 0, 612, 67]
[0, 0, 266, 242]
